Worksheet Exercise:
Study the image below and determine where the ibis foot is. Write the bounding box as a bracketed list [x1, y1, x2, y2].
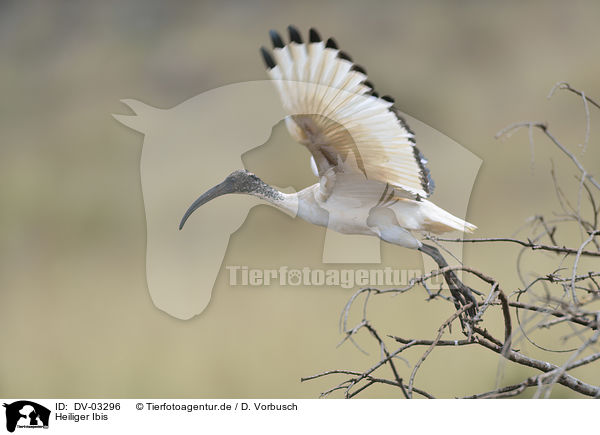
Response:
[418, 243, 479, 319]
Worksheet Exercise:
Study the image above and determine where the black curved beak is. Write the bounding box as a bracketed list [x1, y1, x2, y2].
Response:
[179, 179, 234, 230]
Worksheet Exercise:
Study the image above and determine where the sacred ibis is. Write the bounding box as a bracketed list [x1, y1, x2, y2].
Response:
[180, 26, 478, 312]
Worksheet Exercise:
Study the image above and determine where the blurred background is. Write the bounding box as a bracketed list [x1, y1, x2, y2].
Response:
[1, 0, 599, 398]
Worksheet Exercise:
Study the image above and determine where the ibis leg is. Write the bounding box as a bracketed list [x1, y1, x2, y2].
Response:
[418, 243, 478, 317]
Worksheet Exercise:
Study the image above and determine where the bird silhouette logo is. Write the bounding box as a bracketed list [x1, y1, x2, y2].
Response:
[114, 26, 481, 319]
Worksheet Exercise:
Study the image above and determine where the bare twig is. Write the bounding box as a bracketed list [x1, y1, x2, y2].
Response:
[428, 236, 600, 257]
[302, 84, 600, 399]
[496, 121, 600, 191]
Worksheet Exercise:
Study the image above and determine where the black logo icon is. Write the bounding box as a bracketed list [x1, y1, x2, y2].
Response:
[3, 401, 50, 433]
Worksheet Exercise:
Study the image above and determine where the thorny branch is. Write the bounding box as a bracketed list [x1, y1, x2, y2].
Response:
[301, 83, 600, 398]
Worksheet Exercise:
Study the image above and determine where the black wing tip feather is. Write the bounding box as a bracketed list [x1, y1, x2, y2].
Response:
[391, 107, 416, 137]
[325, 37, 338, 49]
[389, 107, 433, 195]
[260, 46, 275, 69]
[269, 30, 284, 48]
[337, 50, 353, 62]
[351, 64, 367, 75]
[309, 28, 321, 42]
[412, 145, 435, 196]
[288, 25, 302, 43]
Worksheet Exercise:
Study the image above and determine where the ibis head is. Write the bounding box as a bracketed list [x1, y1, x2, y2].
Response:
[179, 169, 284, 230]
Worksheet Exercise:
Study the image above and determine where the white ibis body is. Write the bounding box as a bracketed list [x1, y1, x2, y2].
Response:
[179, 167, 474, 250]
[179, 26, 478, 311]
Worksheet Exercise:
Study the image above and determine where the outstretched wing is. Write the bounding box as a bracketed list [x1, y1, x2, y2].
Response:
[260, 26, 434, 200]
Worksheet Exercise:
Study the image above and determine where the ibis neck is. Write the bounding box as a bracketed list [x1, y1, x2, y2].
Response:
[247, 181, 329, 227]
[249, 185, 299, 217]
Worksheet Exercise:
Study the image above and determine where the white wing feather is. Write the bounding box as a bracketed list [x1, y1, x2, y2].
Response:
[261, 27, 434, 200]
